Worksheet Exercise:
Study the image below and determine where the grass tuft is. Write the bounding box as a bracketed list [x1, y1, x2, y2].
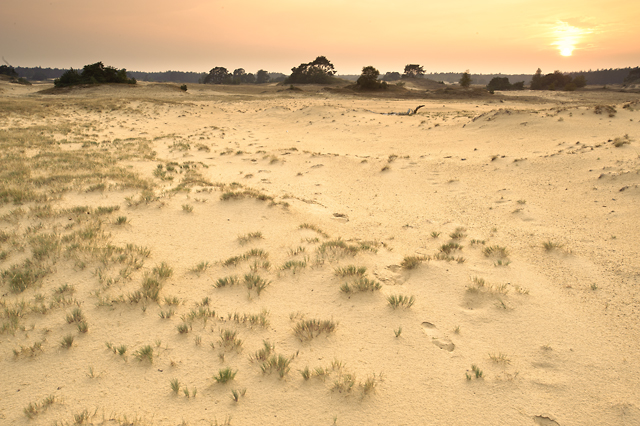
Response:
[214, 367, 237, 384]
[387, 294, 415, 309]
[293, 318, 337, 341]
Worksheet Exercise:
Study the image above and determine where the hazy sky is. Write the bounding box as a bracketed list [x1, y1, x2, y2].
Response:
[2, 0, 639, 75]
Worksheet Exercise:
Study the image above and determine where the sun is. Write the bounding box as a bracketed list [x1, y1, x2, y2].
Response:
[560, 46, 574, 57]
[552, 21, 592, 58]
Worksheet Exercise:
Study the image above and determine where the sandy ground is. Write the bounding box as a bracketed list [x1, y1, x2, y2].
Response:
[1, 79, 639, 426]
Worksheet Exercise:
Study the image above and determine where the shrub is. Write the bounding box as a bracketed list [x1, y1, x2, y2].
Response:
[54, 62, 136, 87]
[356, 66, 386, 90]
[285, 56, 337, 84]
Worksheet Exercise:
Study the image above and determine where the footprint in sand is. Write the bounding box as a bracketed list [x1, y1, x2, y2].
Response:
[421, 322, 455, 352]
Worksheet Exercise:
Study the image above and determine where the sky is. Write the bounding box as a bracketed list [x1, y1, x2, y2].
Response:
[2, 0, 639, 75]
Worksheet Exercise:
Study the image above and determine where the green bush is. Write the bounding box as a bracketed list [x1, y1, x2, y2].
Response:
[54, 62, 136, 88]
[356, 66, 387, 90]
[285, 56, 338, 84]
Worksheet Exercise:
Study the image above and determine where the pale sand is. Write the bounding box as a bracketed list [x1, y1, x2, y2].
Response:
[1, 79, 639, 426]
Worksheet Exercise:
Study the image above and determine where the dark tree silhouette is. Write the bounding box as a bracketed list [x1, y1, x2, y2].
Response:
[403, 64, 425, 78]
[256, 70, 270, 84]
[54, 62, 135, 87]
[285, 56, 337, 84]
[530, 68, 543, 90]
[204, 67, 231, 84]
[0, 65, 18, 77]
[459, 70, 472, 87]
[381, 71, 401, 81]
[356, 66, 386, 90]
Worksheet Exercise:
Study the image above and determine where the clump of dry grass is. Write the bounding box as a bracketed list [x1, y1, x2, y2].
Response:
[340, 277, 381, 293]
[293, 318, 337, 341]
[401, 255, 430, 269]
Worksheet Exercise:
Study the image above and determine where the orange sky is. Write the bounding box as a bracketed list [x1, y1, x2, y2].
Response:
[2, 0, 639, 75]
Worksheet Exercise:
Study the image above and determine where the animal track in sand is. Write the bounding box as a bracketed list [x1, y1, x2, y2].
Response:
[421, 322, 455, 352]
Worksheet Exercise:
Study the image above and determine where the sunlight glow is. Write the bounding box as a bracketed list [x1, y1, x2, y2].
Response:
[552, 21, 592, 57]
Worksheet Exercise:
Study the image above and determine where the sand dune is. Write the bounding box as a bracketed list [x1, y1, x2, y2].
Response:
[1, 80, 639, 426]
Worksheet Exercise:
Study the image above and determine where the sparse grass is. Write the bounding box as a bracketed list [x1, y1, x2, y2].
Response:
[293, 318, 337, 341]
[214, 367, 237, 384]
[280, 259, 307, 272]
[387, 294, 415, 309]
[238, 231, 263, 245]
[543, 240, 563, 251]
[288, 246, 306, 256]
[135, 345, 153, 363]
[228, 310, 270, 328]
[439, 242, 463, 254]
[431, 231, 441, 238]
[483, 245, 509, 258]
[299, 223, 329, 238]
[361, 374, 380, 396]
[340, 277, 381, 293]
[334, 265, 367, 277]
[177, 323, 190, 334]
[591, 283, 598, 290]
[170, 378, 181, 394]
[191, 261, 210, 274]
[114, 216, 129, 225]
[394, 327, 402, 337]
[300, 366, 312, 380]
[24, 395, 57, 419]
[153, 261, 173, 279]
[261, 354, 292, 378]
[332, 372, 357, 393]
[13, 340, 44, 358]
[472, 364, 483, 378]
[231, 388, 247, 402]
[401, 255, 429, 269]
[77, 321, 89, 333]
[182, 204, 193, 212]
[60, 334, 74, 348]
[250, 340, 274, 362]
[218, 329, 243, 351]
[65, 307, 85, 323]
[449, 227, 467, 239]
[244, 273, 270, 295]
[489, 352, 511, 364]
[215, 275, 239, 288]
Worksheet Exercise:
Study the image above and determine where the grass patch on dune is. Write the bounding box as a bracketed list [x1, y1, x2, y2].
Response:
[293, 318, 337, 341]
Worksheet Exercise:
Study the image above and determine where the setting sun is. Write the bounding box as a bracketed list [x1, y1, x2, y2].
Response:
[552, 21, 592, 58]
[560, 46, 574, 57]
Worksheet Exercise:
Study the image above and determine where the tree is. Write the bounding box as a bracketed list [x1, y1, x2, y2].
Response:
[232, 68, 246, 85]
[530, 68, 543, 90]
[204, 67, 231, 84]
[459, 70, 472, 87]
[381, 71, 401, 81]
[54, 62, 135, 87]
[624, 67, 640, 85]
[285, 56, 337, 84]
[256, 70, 270, 84]
[356, 66, 386, 90]
[486, 77, 512, 91]
[403, 64, 425, 78]
[573, 75, 587, 88]
[0, 65, 18, 78]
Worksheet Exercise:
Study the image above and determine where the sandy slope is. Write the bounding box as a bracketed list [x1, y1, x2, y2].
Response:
[1, 80, 639, 426]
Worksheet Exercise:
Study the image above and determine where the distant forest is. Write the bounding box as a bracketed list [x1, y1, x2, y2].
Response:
[12, 66, 639, 86]
[13, 67, 286, 84]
